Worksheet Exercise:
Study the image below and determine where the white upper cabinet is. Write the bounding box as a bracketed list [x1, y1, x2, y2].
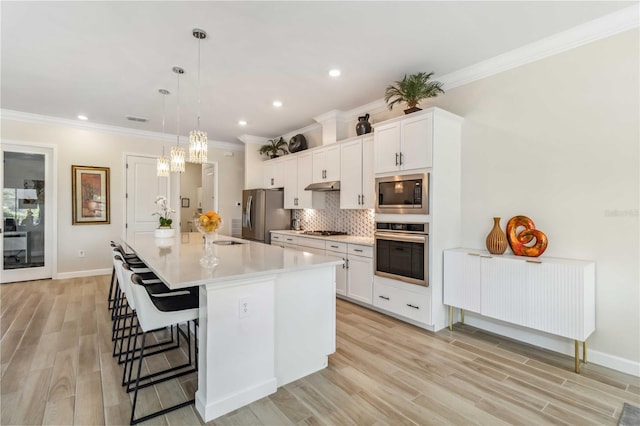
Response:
[374, 110, 433, 174]
[340, 136, 374, 209]
[312, 145, 341, 183]
[284, 153, 325, 209]
[263, 158, 285, 188]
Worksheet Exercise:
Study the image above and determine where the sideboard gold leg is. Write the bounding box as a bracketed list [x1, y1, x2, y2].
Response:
[449, 306, 453, 331]
[574, 340, 580, 373]
[583, 341, 587, 364]
[461, 309, 465, 325]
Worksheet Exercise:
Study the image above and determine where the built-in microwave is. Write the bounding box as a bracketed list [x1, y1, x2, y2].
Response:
[375, 173, 428, 214]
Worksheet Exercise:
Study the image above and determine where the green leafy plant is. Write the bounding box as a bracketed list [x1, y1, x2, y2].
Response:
[384, 72, 444, 111]
[259, 137, 288, 158]
[153, 195, 174, 227]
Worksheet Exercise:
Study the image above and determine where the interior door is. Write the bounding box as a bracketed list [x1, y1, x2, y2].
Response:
[125, 155, 169, 241]
[1, 144, 54, 283]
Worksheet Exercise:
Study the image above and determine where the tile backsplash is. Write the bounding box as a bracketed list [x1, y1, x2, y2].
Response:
[292, 192, 375, 237]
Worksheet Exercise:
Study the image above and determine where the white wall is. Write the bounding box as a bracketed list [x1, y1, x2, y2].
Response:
[0, 118, 245, 274]
[364, 29, 639, 367]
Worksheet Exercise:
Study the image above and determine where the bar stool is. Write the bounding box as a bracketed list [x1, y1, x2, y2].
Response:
[125, 272, 198, 425]
[112, 256, 187, 365]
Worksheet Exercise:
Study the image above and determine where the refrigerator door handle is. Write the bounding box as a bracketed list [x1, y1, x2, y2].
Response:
[246, 195, 253, 230]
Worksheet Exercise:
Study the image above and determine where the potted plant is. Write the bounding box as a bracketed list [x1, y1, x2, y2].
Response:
[259, 137, 288, 159]
[152, 195, 175, 238]
[384, 71, 445, 114]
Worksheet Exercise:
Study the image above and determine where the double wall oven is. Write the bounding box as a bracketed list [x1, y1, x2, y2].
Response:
[374, 222, 428, 287]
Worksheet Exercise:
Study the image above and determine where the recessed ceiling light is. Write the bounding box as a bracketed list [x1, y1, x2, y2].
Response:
[272, 100, 283, 108]
[77, 115, 88, 120]
[329, 69, 341, 77]
[238, 120, 247, 126]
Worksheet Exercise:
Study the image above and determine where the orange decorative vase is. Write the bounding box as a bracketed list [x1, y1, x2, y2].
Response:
[485, 217, 508, 255]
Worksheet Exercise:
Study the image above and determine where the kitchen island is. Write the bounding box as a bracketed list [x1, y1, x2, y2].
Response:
[124, 232, 342, 422]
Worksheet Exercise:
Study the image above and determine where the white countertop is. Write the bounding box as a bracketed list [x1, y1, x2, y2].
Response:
[124, 232, 343, 290]
[270, 230, 374, 246]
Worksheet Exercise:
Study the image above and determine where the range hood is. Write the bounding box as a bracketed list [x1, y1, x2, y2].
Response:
[304, 181, 340, 191]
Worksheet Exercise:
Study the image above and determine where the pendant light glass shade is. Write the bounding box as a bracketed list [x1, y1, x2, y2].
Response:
[170, 145, 185, 173]
[157, 89, 171, 177]
[157, 155, 170, 177]
[170, 66, 185, 173]
[189, 130, 207, 163]
[188, 29, 208, 164]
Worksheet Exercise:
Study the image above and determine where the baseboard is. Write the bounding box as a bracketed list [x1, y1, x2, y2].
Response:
[54, 268, 111, 280]
[195, 378, 277, 422]
[464, 313, 640, 377]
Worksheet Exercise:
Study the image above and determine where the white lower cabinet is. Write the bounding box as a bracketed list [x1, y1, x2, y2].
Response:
[444, 248, 595, 342]
[346, 245, 373, 304]
[270, 233, 371, 301]
[373, 279, 430, 324]
[326, 242, 348, 297]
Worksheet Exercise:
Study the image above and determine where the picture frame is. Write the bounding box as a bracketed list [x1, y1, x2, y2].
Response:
[72, 165, 110, 225]
[181, 198, 190, 208]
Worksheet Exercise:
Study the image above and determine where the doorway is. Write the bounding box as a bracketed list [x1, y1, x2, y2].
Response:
[180, 162, 217, 232]
[1, 143, 55, 283]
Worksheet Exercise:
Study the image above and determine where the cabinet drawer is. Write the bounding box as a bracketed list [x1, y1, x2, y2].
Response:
[271, 233, 284, 242]
[373, 281, 429, 324]
[297, 237, 325, 250]
[282, 235, 298, 245]
[348, 244, 372, 258]
[325, 241, 347, 254]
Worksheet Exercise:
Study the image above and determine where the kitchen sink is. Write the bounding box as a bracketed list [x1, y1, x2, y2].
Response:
[211, 240, 244, 245]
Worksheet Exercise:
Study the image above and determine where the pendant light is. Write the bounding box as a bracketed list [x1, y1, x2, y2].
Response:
[188, 28, 208, 164]
[170, 66, 186, 173]
[156, 89, 171, 177]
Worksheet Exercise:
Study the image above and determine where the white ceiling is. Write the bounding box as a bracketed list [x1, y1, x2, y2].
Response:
[1, 1, 634, 144]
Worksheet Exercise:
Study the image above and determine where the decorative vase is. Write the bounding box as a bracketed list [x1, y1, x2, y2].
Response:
[485, 217, 508, 255]
[355, 114, 372, 135]
[154, 227, 175, 238]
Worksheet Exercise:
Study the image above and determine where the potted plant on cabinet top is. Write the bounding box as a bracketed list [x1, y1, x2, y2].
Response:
[384, 71, 445, 114]
[259, 137, 288, 159]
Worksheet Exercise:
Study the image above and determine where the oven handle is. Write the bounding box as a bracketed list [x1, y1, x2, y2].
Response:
[374, 233, 427, 243]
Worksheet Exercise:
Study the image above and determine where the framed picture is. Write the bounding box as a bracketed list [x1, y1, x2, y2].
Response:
[72, 165, 110, 225]
[181, 198, 190, 208]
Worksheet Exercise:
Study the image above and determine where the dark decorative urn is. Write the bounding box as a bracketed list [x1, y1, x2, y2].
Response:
[355, 114, 372, 136]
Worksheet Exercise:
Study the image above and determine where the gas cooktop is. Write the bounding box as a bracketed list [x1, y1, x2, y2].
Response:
[302, 231, 348, 236]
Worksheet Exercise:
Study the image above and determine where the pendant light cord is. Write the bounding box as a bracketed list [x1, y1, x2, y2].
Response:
[197, 36, 201, 131]
[176, 71, 181, 147]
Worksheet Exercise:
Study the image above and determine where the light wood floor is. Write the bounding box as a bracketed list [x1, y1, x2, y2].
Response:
[1, 274, 639, 425]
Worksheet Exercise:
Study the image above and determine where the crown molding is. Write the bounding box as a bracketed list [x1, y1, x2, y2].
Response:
[313, 109, 348, 124]
[0, 109, 244, 152]
[438, 3, 639, 90]
[344, 98, 388, 121]
[237, 134, 270, 145]
[281, 122, 321, 141]
[302, 4, 640, 127]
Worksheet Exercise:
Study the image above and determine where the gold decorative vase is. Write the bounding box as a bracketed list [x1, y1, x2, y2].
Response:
[486, 217, 508, 254]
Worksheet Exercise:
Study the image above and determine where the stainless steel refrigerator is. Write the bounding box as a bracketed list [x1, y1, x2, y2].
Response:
[242, 189, 290, 244]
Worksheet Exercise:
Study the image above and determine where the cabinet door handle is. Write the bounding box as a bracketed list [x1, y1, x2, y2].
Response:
[330, 245, 339, 249]
[526, 260, 542, 264]
[345, 259, 349, 269]
[361, 194, 364, 205]
[400, 152, 403, 165]
[378, 295, 390, 301]
[270, 178, 274, 186]
[480, 255, 493, 258]
[467, 253, 480, 256]
[286, 238, 293, 241]
[353, 249, 363, 252]
[357, 194, 361, 205]
[395, 153, 399, 166]
[407, 304, 420, 309]
[342, 258, 346, 269]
